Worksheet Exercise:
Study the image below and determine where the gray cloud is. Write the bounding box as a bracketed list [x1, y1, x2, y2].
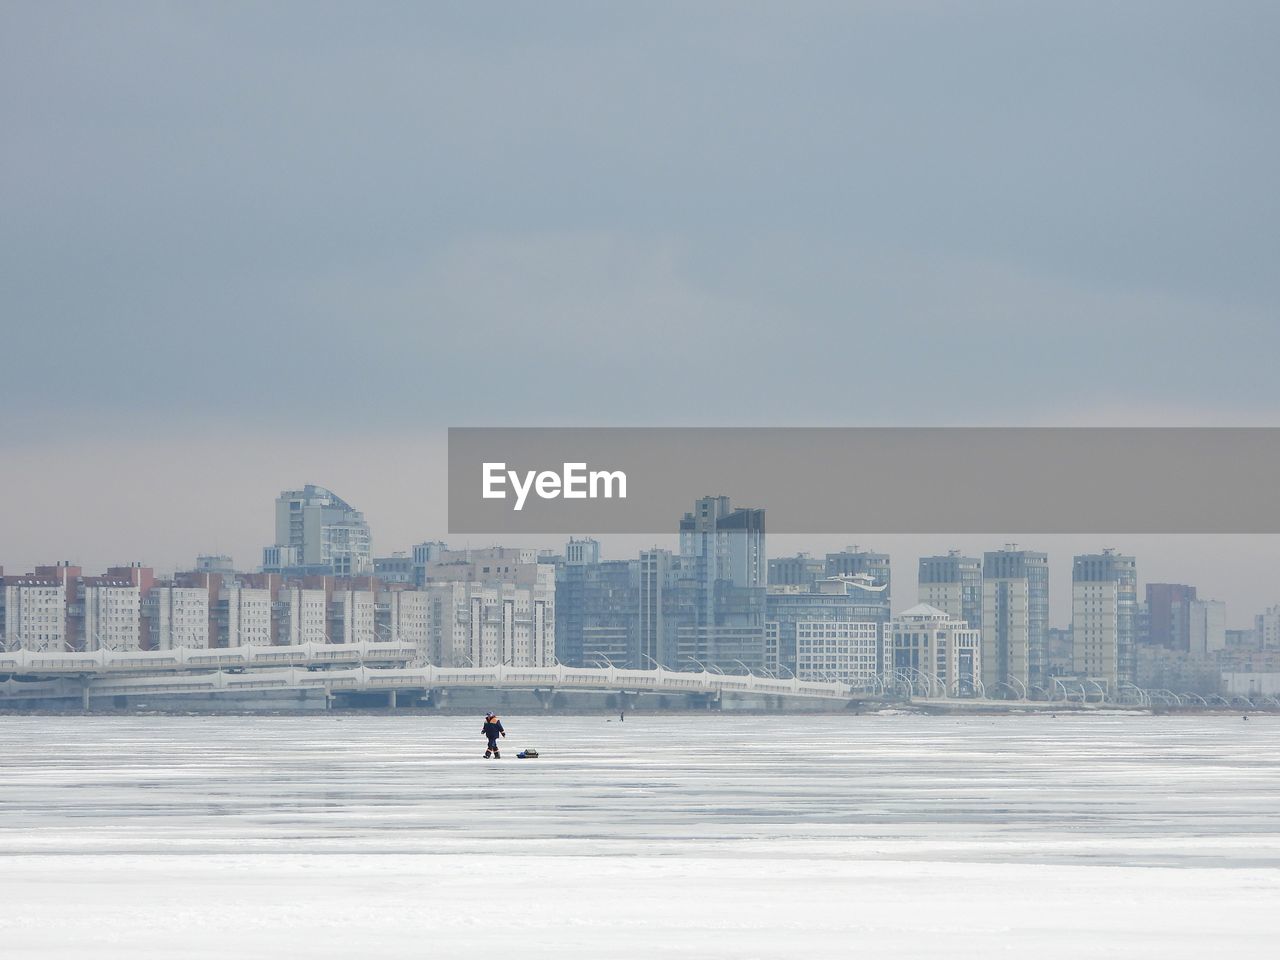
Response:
[3, 1, 1278, 427]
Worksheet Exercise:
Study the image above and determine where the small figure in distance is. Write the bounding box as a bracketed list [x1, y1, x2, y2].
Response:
[483, 712, 506, 759]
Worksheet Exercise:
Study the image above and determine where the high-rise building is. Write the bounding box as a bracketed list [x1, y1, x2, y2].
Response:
[981, 547, 1049, 694]
[825, 548, 891, 607]
[215, 583, 273, 647]
[1256, 605, 1280, 649]
[1145, 583, 1197, 651]
[0, 567, 74, 651]
[767, 554, 825, 590]
[80, 565, 152, 651]
[263, 485, 372, 577]
[330, 587, 377, 645]
[638, 548, 680, 669]
[144, 584, 210, 650]
[372, 554, 415, 584]
[554, 539, 638, 667]
[577, 561, 636, 668]
[1188, 599, 1226, 659]
[423, 547, 555, 667]
[884, 603, 982, 696]
[424, 580, 553, 667]
[554, 539, 595, 667]
[410, 541, 448, 586]
[275, 585, 328, 646]
[1071, 550, 1137, 692]
[918, 551, 982, 632]
[378, 587, 430, 657]
[676, 496, 767, 671]
[765, 575, 889, 677]
[679, 496, 766, 589]
[564, 538, 600, 566]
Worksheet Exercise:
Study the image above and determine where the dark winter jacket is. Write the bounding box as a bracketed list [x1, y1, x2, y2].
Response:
[482, 718, 505, 740]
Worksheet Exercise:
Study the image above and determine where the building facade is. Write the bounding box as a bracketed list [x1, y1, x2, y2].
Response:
[884, 603, 982, 696]
[1188, 598, 1226, 659]
[425, 580, 553, 667]
[767, 554, 825, 590]
[824, 548, 891, 607]
[1144, 583, 1197, 651]
[1, 571, 70, 651]
[1255, 605, 1280, 649]
[263, 484, 372, 577]
[144, 585, 210, 650]
[796, 620, 880, 685]
[1071, 550, 1137, 692]
[918, 551, 982, 633]
[765, 575, 889, 677]
[675, 496, 767, 671]
[981, 548, 1049, 695]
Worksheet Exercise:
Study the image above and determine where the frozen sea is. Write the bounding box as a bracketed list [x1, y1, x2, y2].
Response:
[1, 712, 1278, 958]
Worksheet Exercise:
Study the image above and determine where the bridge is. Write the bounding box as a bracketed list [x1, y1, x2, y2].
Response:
[0, 644, 858, 709]
[5, 645, 1271, 711]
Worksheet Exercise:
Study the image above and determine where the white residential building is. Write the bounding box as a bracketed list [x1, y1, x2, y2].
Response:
[795, 621, 880, 685]
[83, 582, 142, 651]
[884, 603, 982, 696]
[1071, 551, 1137, 692]
[1, 578, 68, 651]
[425, 580, 553, 667]
[145, 586, 210, 650]
[276, 586, 328, 645]
[331, 589, 376, 645]
[379, 589, 430, 656]
[221, 585, 273, 647]
[981, 549, 1049, 694]
[424, 547, 556, 666]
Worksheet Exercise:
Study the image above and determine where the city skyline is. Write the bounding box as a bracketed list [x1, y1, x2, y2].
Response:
[0, 479, 1267, 633]
[6, 487, 1268, 703]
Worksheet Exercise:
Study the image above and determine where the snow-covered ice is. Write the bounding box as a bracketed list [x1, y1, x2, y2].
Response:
[1, 712, 1277, 957]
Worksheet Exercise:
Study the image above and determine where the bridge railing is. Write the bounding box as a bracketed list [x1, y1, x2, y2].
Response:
[0, 657, 856, 702]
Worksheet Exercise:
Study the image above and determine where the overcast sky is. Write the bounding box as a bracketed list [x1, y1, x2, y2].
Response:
[2, 2, 1279, 624]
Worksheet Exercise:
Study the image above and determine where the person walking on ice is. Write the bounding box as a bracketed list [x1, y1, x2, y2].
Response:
[482, 712, 506, 759]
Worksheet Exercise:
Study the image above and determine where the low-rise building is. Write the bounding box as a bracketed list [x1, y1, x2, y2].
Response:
[884, 603, 982, 696]
[796, 620, 880, 685]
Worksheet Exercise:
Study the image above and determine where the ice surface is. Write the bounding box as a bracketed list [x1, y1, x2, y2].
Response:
[1, 713, 1277, 957]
